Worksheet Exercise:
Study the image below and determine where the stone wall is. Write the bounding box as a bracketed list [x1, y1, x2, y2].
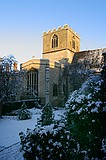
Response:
[42, 24, 80, 63]
[20, 58, 61, 105]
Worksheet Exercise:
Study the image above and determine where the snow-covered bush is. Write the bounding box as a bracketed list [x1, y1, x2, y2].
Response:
[40, 103, 54, 126]
[19, 53, 106, 159]
[18, 102, 32, 120]
[65, 75, 106, 159]
[19, 123, 81, 160]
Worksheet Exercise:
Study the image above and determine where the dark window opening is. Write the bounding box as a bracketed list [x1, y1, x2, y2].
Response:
[27, 69, 38, 97]
[72, 40, 75, 49]
[53, 84, 58, 96]
[52, 35, 58, 48]
[72, 36, 75, 49]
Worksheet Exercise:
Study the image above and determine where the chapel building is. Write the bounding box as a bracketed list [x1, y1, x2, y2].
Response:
[20, 24, 80, 105]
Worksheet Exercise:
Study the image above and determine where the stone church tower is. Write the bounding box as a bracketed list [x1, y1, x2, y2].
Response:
[20, 25, 80, 106]
[43, 24, 80, 63]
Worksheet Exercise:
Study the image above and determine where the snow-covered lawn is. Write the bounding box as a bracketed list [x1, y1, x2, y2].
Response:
[0, 108, 65, 148]
[0, 108, 41, 148]
[0, 107, 65, 159]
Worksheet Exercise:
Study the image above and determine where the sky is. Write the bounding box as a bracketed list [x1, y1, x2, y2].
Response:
[0, 0, 106, 68]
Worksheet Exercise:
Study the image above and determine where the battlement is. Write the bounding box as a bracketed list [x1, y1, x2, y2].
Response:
[43, 24, 80, 38]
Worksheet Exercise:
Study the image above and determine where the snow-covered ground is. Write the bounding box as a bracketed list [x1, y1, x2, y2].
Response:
[0, 108, 65, 159]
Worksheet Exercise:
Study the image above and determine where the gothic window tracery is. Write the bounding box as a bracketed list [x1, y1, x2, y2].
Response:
[52, 34, 58, 48]
[27, 68, 38, 96]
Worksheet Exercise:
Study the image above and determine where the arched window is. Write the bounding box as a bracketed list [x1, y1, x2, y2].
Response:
[27, 68, 38, 96]
[52, 35, 58, 48]
[53, 84, 58, 96]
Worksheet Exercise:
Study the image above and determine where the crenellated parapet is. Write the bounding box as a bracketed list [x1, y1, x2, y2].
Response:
[43, 24, 80, 38]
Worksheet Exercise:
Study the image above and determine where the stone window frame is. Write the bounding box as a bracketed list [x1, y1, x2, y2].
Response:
[27, 68, 38, 96]
[52, 34, 58, 48]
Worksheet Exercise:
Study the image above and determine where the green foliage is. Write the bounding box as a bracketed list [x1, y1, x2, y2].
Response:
[19, 123, 80, 160]
[40, 103, 54, 126]
[66, 75, 106, 159]
[19, 58, 106, 159]
[2, 100, 38, 115]
[18, 102, 32, 120]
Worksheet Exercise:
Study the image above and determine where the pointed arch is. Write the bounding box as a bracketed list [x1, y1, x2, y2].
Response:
[27, 68, 38, 96]
[52, 34, 58, 48]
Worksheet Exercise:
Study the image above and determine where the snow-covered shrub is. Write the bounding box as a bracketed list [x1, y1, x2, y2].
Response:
[40, 103, 54, 126]
[19, 123, 81, 160]
[65, 75, 106, 159]
[18, 102, 32, 120]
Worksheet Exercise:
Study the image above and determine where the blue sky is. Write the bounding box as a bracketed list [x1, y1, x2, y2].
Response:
[0, 0, 106, 67]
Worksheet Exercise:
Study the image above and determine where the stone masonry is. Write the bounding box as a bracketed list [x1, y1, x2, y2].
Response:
[20, 24, 106, 106]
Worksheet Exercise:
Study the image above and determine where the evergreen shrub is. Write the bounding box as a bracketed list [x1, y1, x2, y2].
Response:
[19, 123, 80, 160]
[40, 103, 54, 126]
[65, 75, 106, 159]
[18, 102, 32, 120]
